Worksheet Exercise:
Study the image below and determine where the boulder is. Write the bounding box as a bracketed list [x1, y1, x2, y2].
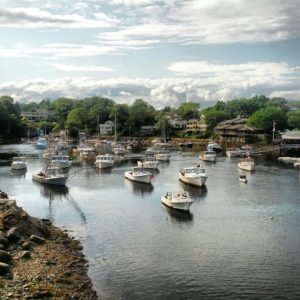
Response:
[6, 227, 22, 242]
[0, 262, 10, 275]
[0, 250, 12, 263]
[29, 235, 45, 244]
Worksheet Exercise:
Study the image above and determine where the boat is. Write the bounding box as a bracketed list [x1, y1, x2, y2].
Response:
[11, 156, 27, 170]
[77, 132, 94, 160]
[51, 154, 71, 169]
[161, 191, 193, 211]
[124, 167, 153, 184]
[238, 157, 255, 171]
[112, 144, 126, 155]
[145, 147, 157, 155]
[199, 150, 216, 162]
[207, 141, 222, 153]
[95, 154, 114, 169]
[226, 148, 241, 157]
[32, 165, 68, 186]
[239, 175, 247, 183]
[56, 130, 70, 151]
[178, 165, 207, 187]
[137, 156, 159, 169]
[35, 129, 47, 149]
[155, 149, 170, 162]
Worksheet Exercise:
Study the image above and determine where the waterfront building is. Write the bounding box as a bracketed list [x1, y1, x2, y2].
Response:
[99, 121, 114, 135]
[21, 110, 57, 121]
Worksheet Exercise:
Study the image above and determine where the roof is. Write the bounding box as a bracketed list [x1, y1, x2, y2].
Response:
[281, 130, 300, 140]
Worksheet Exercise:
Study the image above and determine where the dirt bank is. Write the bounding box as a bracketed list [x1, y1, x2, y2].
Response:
[0, 191, 97, 299]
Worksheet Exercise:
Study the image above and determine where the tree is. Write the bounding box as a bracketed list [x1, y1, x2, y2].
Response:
[247, 107, 287, 132]
[177, 102, 200, 120]
[203, 108, 228, 130]
[66, 108, 89, 137]
[287, 110, 300, 129]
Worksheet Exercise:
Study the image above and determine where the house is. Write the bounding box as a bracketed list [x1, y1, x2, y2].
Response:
[21, 110, 57, 121]
[281, 130, 300, 153]
[185, 115, 207, 135]
[140, 125, 156, 136]
[167, 114, 187, 129]
[214, 117, 262, 143]
[99, 121, 114, 135]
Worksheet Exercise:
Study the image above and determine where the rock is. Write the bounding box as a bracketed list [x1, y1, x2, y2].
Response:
[6, 227, 22, 242]
[22, 241, 32, 250]
[0, 244, 5, 250]
[29, 234, 45, 244]
[0, 262, 10, 275]
[16, 251, 31, 260]
[0, 250, 12, 263]
[0, 231, 9, 247]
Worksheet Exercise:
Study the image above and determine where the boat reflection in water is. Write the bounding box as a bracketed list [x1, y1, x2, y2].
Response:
[179, 181, 208, 199]
[125, 179, 154, 196]
[11, 168, 27, 178]
[162, 204, 193, 223]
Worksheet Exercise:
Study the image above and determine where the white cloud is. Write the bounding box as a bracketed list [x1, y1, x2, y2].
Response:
[1, 60, 300, 108]
[50, 63, 113, 72]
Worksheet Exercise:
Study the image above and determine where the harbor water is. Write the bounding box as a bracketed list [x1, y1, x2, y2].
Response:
[0, 144, 300, 299]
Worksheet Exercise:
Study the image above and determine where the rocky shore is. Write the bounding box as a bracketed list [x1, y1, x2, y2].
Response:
[0, 191, 97, 299]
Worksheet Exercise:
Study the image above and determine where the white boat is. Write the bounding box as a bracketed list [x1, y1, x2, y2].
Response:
[207, 141, 222, 153]
[179, 166, 207, 187]
[77, 132, 95, 159]
[124, 167, 153, 184]
[113, 144, 126, 155]
[32, 165, 68, 186]
[145, 147, 157, 155]
[226, 148, 241, 157]
[56, 130, 70, 151]
[11, 156, 27, 170]
[51, 154, 71, 169]
[239, 175, 247, 183]
[199, 150, 216, 162]
[238, 157, 255, 171]
[95, 154, 114, 169]
[161, 191, 193, 211]
[155, 150, 170, 162]
[35, 130, 47, 149]
[137, 156, 159, 169]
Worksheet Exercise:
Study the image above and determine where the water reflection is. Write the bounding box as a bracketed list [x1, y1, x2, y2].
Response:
[124, 179, 154, 195]
[95, 167, 113, 175]
[11, 168, 27, 178]
[179, 182, 208, 199]
[161, 204, 194, 223]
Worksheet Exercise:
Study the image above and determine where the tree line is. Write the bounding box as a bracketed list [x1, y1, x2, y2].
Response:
[0, 95, 299, 139]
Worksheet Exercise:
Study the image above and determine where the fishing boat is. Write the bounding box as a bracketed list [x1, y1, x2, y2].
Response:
[137, 156, 159, 169]
[77, 132, 94, 160]
[155, 149, 170, 162]
[226, 147, 241, 157]
[95, 154, 114, 169]
[51, 154, 72, 169]
[207, 141, 222, 153]
[238, 157, 255, 171]
[179, 165, 207, 187]
[112, 144, 126, 155]
[11, 156, 27, 170]
[124, 167, 153, 184]
[35, 129, 47, 149]
[161, 191, 193, 211]
[199, 150, 216, 162]
[32, 165, 68, 186]
[239, 175, 247, 183]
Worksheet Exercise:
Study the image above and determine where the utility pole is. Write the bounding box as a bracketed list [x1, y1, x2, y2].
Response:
[272, 120, 276, 142]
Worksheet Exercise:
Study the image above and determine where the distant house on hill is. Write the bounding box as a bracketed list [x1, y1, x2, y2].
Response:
[21, 110, 57, 121]
[167, 114, 187, 129]
[99, 121, 114, 135]
[185, 115, 207, 136]
[215, 117, 262, 143]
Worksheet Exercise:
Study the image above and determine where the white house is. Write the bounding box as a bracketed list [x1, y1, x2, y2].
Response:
[99, 121, 114, 135]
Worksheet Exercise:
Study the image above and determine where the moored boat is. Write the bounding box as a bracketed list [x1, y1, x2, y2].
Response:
[51, 154, 72, 169]
[199, 150, 216, 162]
[32, 165, 68, 186]
[207, 141, 222, 153]
[11, 156, 27, 170]
[238, 157, 255, 171]
[155, 149, 170, 162]
[179, 165, 207, 187]
[239, 175, 247, 183]
[95, 154, 114, 169]
[137, 156, 159, 169]
[124, 167, 153, 184]
[161, 191, 193, 211]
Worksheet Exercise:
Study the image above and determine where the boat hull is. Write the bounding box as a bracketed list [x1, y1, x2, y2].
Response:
[95, 161, 114, 169]
[32, 174, 68, 186]
[51, 161, 71, 169]
[161, 196, 192, 211]
[238, 162, 255, 171]
[124, 171, 152, 184]
[178, 173, 207, 187]
[11, 163, 27, 170]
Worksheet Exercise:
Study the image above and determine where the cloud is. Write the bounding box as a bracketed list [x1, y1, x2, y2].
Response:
[50, 63, 113, 72]
[0, 7, 119, 28]
[1, 59, 300, 108]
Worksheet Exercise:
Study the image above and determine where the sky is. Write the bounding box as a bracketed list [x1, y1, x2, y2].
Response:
[0, 0, 300, 108]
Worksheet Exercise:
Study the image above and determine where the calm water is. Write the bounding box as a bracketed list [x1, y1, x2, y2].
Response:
[1, 144, 300, 299]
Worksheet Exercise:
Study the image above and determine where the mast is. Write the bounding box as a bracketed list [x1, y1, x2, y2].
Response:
[114, 113, 117, 142]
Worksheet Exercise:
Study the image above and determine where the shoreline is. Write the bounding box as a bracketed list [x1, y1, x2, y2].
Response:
[0, 192, 98, 299]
